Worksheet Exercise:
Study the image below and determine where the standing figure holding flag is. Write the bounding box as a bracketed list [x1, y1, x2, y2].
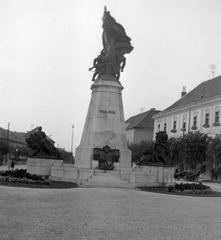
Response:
[89, 7, 133, 80]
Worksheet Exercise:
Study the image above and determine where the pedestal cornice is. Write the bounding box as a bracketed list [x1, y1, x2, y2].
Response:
[91, 76, 124, 92]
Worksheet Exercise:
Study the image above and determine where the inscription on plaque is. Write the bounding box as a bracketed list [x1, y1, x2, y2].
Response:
[99, 110, 116, 114]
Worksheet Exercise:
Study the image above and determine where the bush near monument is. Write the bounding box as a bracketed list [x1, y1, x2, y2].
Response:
[174, 170, 201, 181]
[0, 169, 79, 188]
[128, 131, 215, 173]
[167, 182, 213, 194]
[0, 169, 49, 185]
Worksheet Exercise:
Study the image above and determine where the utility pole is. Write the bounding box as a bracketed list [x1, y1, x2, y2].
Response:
[71, 124, 74, 154]
[5, 122, 10, 163]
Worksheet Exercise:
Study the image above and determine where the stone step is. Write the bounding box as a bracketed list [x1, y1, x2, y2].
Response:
[82, 181, 136, 189]
[93, 170, 121, 177]
[49, 176, 78, 183]
[89, 175, 123, 182]
[62, 163, 75, 168]
[88, 177, 129, 184]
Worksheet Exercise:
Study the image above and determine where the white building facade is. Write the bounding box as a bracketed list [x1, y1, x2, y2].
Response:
[153, 76, 221, 139]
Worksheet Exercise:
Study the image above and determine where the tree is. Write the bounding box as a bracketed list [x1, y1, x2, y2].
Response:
[206, 134, 221, 168]
[0, 140, 9, 156]
[13, 147, 32, 161]
[128, 140, 155, 164]
[168, 137, 185, 169]
[181, 131, 210, 170]
[58, 149, 74, 163]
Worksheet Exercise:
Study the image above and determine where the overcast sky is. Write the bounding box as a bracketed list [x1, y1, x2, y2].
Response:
[1, 0, 221, 152]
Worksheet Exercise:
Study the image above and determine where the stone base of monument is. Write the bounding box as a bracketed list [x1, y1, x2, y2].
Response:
[75, 146, 131, 170]
[131, 165, 174, 187]
[49, 163, 174, 188]
[27, 157, 63, 176]
[74, 76, 132, 170]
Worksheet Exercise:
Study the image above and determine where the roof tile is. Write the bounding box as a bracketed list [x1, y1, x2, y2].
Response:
[126, 109, 161, 130]
[164, 75, 221, 112]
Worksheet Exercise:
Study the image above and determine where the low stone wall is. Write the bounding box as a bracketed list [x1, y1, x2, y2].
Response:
[49, 163, 174, 187]
[27, 158, 63, 176]
[132, 165, 174, 187]
[50, 163, 93, 184]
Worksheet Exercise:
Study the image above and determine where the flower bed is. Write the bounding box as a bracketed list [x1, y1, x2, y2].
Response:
[0, 169, 50, 185]
[167, 182, 213, 194]
[0, 169, 79, 188]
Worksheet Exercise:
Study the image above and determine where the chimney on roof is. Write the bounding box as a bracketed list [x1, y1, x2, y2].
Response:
[181, 86, 187, 98]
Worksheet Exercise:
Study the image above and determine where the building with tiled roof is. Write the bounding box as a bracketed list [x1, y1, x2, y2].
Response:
[0, 127, 27, 148]
[152, 76, 221, 139]
[0, 126, 55, 150]
[22, 127, 39, 140]
[125, 108, 161, 143]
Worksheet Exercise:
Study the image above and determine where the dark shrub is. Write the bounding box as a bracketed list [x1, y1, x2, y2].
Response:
[0, 169, 48, 184]
[167, 182, 212, 194]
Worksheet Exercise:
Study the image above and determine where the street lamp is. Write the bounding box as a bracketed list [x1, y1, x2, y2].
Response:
[71, 124, 74, 153]
[15, 149, 18, 163]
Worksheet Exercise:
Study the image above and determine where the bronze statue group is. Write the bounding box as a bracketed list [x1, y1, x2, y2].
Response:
[26, 127, 63, 159]
[89, 7, 133, 81]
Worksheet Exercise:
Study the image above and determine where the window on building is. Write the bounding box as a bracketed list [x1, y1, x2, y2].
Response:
[158, 124, 160, 131]
[173, 121, 177, 130]
[215, 111, 219, 123]
[205, 113, 209, 125]
[193, 116, 197, 127]
[183, 122, 186, 130]
[164, 123, 167, 132]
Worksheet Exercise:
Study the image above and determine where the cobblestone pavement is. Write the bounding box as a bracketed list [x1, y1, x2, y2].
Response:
[0, 181, 221, 240]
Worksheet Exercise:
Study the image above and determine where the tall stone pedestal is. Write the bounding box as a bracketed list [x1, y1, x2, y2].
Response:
[75, 75, 131, 169]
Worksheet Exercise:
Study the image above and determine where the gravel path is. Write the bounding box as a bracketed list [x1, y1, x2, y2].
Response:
[0, 184, 221, 240]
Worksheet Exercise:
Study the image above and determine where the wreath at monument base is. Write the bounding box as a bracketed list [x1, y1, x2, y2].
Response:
[98, 160, 114, 171]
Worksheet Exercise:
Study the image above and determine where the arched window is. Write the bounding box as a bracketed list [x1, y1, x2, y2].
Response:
[191, 111, 198, 130]
[203, 108, 211, 128]
[171, 116, 178, 133]
[213, 106, 220, 126]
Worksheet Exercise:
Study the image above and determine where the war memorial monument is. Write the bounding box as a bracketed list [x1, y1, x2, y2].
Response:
[27, 8, 174, 187]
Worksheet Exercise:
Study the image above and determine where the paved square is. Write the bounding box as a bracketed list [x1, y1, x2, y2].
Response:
[0, 181, 221, 240]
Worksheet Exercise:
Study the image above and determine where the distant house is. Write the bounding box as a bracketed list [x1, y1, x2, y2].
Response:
[0, 126, 61, 164]
[125, 108, 161, 144]
[0, 126, 55, 153]
[152, 76, 221, 139]
[0, 127, 26, 148]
